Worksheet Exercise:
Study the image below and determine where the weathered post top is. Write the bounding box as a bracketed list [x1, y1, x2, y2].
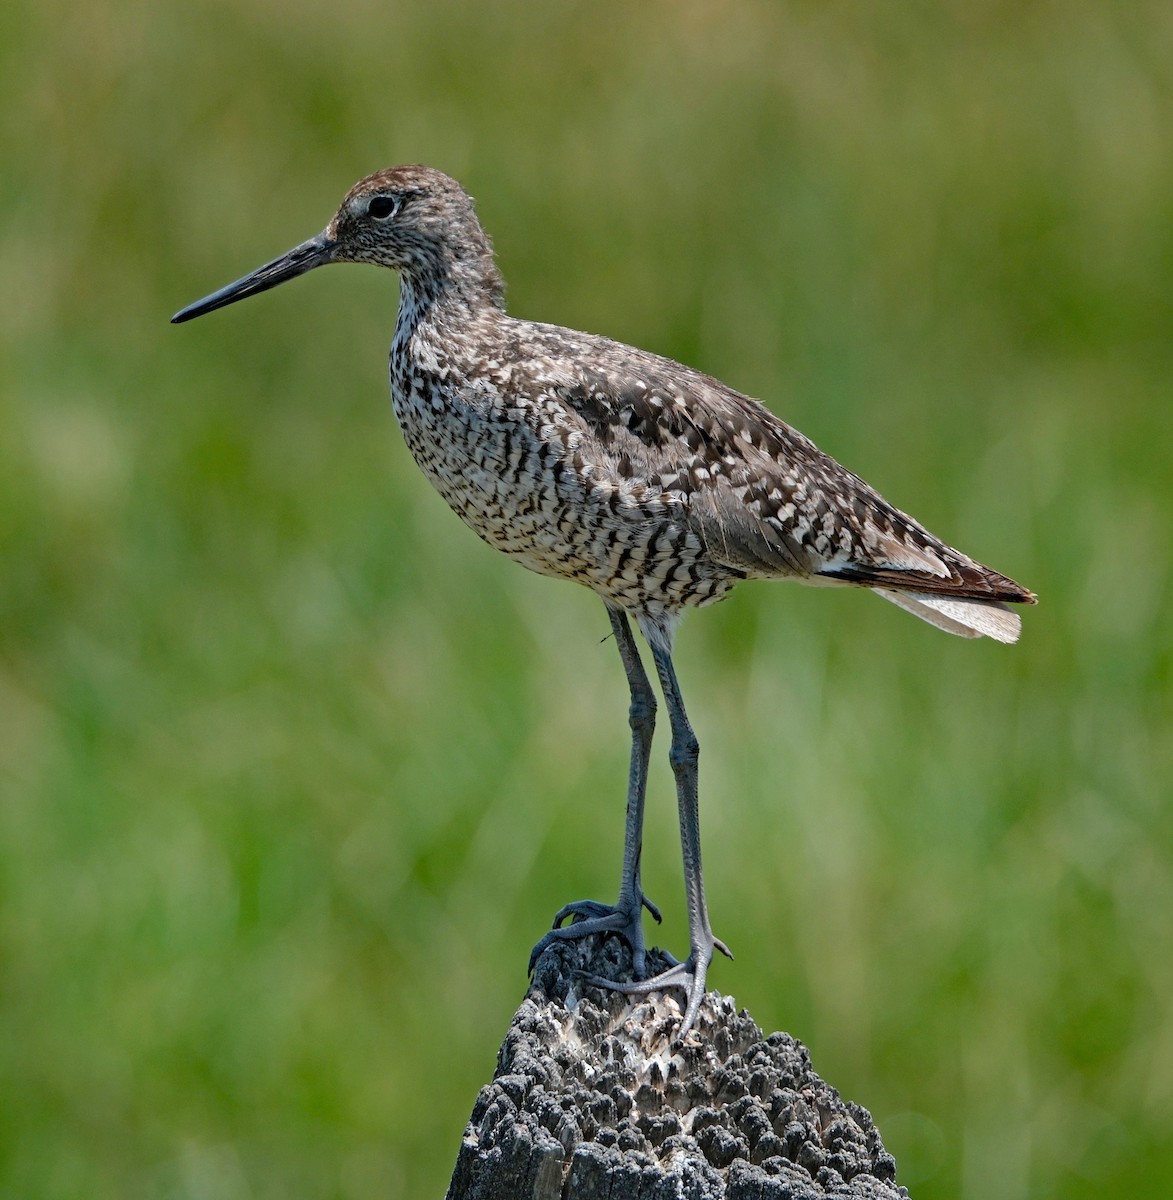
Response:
[447, 936, 909, 1200]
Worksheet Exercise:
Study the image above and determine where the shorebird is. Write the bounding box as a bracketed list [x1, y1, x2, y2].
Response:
[173, 165, 1035, 1039]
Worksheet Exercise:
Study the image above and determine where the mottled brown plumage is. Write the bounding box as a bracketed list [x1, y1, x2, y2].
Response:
[174, 165, 1035, 1041]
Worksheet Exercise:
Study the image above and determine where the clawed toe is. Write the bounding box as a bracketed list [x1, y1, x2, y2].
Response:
[529, 894, 657, 977]
[551, 893, 660, 931]
[551, 899, 612, 928]
[582, 958, 708, 1043]
[580, 930, 728, 1042]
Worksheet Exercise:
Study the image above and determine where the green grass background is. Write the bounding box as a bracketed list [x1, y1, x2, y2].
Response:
[3, 1, 1171, 1196]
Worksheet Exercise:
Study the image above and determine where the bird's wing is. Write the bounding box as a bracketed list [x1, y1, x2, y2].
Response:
[540, 336, 1033, 606]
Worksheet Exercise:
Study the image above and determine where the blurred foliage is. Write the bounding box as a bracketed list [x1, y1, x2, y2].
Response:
[2, 1, 1172, 1197]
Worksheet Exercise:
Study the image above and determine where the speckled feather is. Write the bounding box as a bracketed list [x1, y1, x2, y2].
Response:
[339, 166, 1035, 648]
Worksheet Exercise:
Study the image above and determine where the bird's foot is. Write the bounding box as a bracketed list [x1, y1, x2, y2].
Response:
[528, 892, 661, 979]
[583, 932, 733, 1044]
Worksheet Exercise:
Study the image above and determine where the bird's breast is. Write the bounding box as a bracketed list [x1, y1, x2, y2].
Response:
[386, 356, 743, 616]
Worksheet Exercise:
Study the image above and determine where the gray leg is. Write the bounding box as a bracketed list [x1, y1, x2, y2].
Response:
[585, 640, 731, 1041]
[528, 604, 662, 977]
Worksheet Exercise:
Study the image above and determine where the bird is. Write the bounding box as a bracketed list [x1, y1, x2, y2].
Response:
[173, 165, 1035, 1040]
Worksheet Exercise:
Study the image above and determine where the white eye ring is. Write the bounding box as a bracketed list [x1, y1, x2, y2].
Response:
[367, 195, 399, 220]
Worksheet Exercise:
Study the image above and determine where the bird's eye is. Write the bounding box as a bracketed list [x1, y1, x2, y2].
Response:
[367, 195, 398, 220]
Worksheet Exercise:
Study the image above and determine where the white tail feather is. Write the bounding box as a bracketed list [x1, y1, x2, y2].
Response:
[875, 589, 1022, 643]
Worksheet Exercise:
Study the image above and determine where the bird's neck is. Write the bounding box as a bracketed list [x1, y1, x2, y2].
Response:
[393, 257, 504, 356]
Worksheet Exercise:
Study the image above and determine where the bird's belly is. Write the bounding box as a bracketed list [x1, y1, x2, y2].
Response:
[394, 397, 740, 615]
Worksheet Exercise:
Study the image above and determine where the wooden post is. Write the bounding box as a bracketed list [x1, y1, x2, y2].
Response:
[446, 936, 909, 1199]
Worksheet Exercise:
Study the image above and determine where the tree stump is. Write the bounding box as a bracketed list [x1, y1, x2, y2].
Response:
[446, 935, 909, 1199]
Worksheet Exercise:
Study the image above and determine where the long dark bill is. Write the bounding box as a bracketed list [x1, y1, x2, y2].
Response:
[171, 232, 335, 324]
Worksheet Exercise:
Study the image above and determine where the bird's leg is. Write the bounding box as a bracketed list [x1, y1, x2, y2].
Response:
[584, 640, 732, 1042]
[528, 605, 662, 977]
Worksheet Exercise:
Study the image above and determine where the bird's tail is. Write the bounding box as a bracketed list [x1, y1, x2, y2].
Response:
[874, 588, 1023, 643]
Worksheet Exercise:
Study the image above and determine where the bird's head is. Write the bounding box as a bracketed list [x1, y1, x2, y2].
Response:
[172, 164, 503, 325]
